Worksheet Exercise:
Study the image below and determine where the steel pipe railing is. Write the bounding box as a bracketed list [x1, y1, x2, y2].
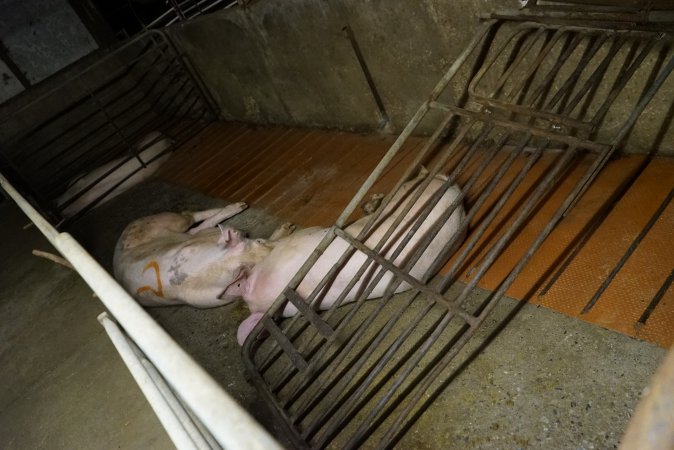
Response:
[0, 172, 281, 450]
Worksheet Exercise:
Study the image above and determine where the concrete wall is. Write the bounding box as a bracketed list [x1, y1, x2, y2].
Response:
[0, 0, 98, 103]
[167, 0, 674, 155]
[168, 0, 518, 132]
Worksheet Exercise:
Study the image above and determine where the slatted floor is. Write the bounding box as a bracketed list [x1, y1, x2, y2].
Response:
[158, 121, 674, 348]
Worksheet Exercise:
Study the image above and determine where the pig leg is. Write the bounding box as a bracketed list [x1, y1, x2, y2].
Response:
[187, 202, 248, 235]
[237, 312, 265, 345]
[269, 222, 296, 241]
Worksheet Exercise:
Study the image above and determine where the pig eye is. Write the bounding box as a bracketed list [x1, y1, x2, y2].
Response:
[256, 239, 264, 244]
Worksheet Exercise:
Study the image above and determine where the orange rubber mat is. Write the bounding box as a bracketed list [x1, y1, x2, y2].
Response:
[158, 122, 674, 348]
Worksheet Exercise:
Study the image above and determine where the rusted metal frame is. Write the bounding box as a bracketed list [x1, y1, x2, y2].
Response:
[255, 114, 479, 375]
[239, 18, 495, 440]
[308, 136, 544, 442]
[558, 35, 629, 118]
[262, 117, 487, 375]
[299, 133, 530, 444]
[466, 25, 536, 97]
[517, 31, 585, 112]
[498, 27, 565, 102]
[48, 76, 198, 202]
[299, 292, 435, 441]
[587, 35, 660, 131]
[581, 185, 674, 314]
[305, 138, 540, 442]
[334, 228, 477, 325]
[564, 49, 674, 216]
[380, 150, 629, 449]
[573, 38, 641, 127]
[472, 97, 594, 133]
[638, 267, 674, 325]
[261, 316, 309, 372]
[284, 288, 335, 338]
[346, 146, 580, 449]
[430, 101, 608, 152]
[542, 32, 611, 113]
[57, 113, 209, 227]
[259, 120, 481, 390]
[4, 38, 159, 149]
[272, 133, 498, 406]
[292, 128, 523, 416]
[262, 120, 493, 396]
[34, 63, 185, 176]
[427, 137, 542, 286]
[439, 139, 549, 286]
[487, 8, 674, 30]
[21, 50, 170, 162]
[489, 28, 548, 99]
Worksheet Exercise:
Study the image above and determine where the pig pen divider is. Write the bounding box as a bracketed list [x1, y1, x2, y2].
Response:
[0, 171, 282, 450]
[0, 30, 218, 228]
[241, 17, 674, 449]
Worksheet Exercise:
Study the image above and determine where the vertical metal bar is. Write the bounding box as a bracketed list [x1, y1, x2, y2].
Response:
[343, 25, 389, 128]
[581, 185, 674, 314]
[638, 268, 674, 325]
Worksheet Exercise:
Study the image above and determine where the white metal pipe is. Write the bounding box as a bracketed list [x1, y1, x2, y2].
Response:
[99, 313, 199, 450]
[139, 357, 216, 450]
[0, 173, 282, 450]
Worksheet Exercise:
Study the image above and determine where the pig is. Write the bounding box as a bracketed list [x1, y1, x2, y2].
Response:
[113, 169, 465, 346]
[224, 170, 465, 344]
[113, 202, 297, 308]
[57, 131, 173, 219]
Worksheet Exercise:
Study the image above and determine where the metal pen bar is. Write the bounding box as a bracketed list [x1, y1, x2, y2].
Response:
[0, 173, 281, 450]
[638, 268, 674, 325]
[344, 147, 578, 448]
[99, 313, 201, 450]
[266, 120, 487, 393]
[32, 59, 184, 173]
[582, 185, 674, 314]
[304, 132, 527, 444]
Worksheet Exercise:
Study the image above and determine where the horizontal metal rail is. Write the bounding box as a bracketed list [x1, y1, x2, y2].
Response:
[0, 172, 281, 450]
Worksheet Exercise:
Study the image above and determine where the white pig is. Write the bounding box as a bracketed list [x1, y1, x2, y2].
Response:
[113, 202, 285, 307]
[226, 172, 465, 344]
[57, 131, 173, 219]
[113, 169, 465, 345]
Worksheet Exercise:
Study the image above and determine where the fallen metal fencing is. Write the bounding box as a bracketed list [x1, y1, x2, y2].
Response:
[0, 171, 281, 450]
[0, 30, 217, 228]
[241, 15, 674, 449]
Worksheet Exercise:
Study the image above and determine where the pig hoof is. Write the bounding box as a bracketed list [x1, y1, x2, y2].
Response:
[282, 222, 296, 234]
[270, 222, 296, 240]
[362, 193, 384, 215]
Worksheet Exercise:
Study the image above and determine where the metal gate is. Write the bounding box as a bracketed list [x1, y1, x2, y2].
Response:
[0, 30, 217, 227]
[241, 10, 674, 450]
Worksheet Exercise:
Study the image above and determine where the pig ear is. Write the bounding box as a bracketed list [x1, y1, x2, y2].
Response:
[217, 225, 242, 247]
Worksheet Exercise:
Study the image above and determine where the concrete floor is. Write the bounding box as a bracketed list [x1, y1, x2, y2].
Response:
[0, 180, 668, 449]
[0, 199, 171, 449]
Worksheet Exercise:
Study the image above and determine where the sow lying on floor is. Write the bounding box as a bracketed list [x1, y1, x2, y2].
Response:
[113, 170, 465, 344]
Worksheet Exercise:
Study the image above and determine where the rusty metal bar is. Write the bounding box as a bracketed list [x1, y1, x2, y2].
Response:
[582, 185, 674, 314]
[242, 20, 674, 448]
